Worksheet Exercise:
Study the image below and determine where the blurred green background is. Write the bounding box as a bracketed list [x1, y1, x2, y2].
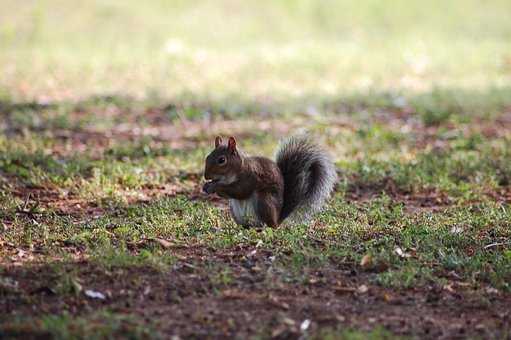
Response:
[1, 0, 510, 103]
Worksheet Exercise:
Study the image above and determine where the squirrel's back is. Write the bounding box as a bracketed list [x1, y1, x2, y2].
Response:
[275, 135, 337, 222]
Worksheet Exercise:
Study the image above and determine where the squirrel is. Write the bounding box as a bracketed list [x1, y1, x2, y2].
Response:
[202, 134, 337, 228]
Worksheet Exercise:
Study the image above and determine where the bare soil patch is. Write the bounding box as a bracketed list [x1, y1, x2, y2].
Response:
[344, 177, 452, 213]
[1, 247, 510, 339]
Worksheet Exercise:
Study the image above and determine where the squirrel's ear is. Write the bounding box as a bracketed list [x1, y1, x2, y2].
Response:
[215, 136, 223, 148]
[227, 137, 237, 153]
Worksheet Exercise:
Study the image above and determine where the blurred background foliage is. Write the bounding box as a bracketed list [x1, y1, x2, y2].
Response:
[1, 0, 510, 104]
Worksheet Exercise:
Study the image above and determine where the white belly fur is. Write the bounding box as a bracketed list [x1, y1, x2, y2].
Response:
[229, 195, 259, 226]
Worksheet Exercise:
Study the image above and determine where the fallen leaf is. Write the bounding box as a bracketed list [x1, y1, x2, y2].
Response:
[268, 295, 289, 310]
[85, 289, 106, 300]
[271, 325, 287, 338]
[222, 289, 245, 299]
[394, 247, 411, 258]
[152, 238, 173, 249]
[300, 319, 311, 332]
[383, 292, 393, 302]
[485, 287, 499, 295]
[360, 254, 373, 269]
[281, 317, 295, 326]
[443, 284, 455, 293]
[250, 265, 262, 272]
[357, 284, 369, 294]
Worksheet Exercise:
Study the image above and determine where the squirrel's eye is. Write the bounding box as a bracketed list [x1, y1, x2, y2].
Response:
[218, 156, 226, 165]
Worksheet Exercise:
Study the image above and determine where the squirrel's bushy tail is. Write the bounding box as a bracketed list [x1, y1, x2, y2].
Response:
[276, 134, 337, 222]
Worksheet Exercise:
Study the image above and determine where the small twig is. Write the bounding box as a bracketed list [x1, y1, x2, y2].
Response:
[22, 193, 31, 211]
[483, 242, 511, 250]
[15, 210, 43, 216]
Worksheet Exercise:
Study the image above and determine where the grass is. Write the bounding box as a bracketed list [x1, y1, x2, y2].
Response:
[3, 312, 159, 340]
[1, 0, 511, 339]
[0, 97, 510, 337]
[314, 327, 402, 340]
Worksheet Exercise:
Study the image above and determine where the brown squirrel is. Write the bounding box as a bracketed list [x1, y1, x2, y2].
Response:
[203, 135, 337, 228]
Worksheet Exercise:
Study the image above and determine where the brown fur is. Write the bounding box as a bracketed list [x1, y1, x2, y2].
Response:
[203, 137, 284, 227]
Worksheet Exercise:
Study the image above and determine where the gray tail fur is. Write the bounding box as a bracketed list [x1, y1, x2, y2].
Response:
[275, 134, 337, 222]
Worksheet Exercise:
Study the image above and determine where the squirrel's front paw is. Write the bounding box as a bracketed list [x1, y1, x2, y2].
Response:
[203, 181, 217, 194]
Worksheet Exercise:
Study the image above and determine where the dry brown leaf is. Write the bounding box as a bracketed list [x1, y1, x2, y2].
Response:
[268, 295, 290, 310]
[152, 238, 173, 249]
[308, 277, 319, 284]
[360, 254, 373, 269]
[222, 289, 245, 299]
[383, 292, 393, 302]
[280, 316, 296, 327]
[443, 284, 455, 293]
[271, 325, 287, 338]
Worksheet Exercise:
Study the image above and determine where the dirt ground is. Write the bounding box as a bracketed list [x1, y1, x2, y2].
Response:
[2, 238, 510, 339]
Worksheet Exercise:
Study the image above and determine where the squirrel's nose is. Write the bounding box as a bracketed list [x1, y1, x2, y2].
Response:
[204, 171, 212, 180]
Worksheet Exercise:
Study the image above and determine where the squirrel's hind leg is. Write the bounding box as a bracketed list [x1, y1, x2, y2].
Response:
[254, 192, 280, 228]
